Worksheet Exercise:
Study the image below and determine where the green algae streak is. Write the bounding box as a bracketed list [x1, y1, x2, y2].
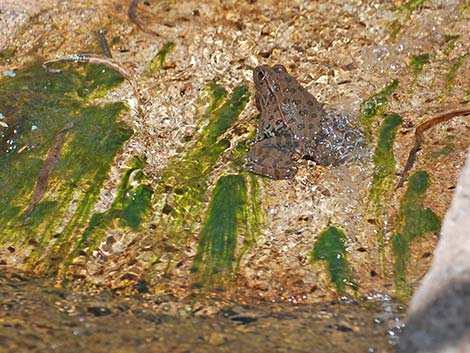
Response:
[192, 175, 247, 287]
[0, 63, 132, 275]
[136, 83, 252, 289]
[191, 171, 264, 288]
[152, 84, 250, 247]
[144, 42, 176, 76]
[426, 145, 454, 159]
[446, 53, 470, 88]
[410, 53, 430, 75]
[369, 114, 403, 207]
[360, 80, 399, 139]
[390, 0, 429, 39]
[237, 173, 264, 264]
[311, 226, 356, 297]
[77, 156, 153, 256]
[392, 171, 440, 300]
[366, 113, 402, 278]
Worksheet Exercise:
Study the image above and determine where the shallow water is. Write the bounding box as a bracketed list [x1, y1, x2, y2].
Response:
[0, 270, 404, 353]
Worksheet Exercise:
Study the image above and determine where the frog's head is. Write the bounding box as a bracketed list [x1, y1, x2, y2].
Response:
[253, 64, 288, 95]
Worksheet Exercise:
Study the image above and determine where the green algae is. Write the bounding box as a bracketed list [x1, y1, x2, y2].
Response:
[360, 111, 403, 282]
[0, 47, 15, 65]
[391, 171, 440, 299]
[390, 0, 429, 39]
[410, 53, 430, 75]
[0, 63, 132, 275]
[446, 53, 470, 87]
[152, 84, 250, 248]
[134, 83, 260, 288]
[197, 82, 229, 116]
[310, 226, 356, 297]
[368, 113, 403, 270]
[77, 157, 153, 256]
[237, 173, 264, 260]
[360, 80, 399, 139]
[192, 174, 247, 287]
[463, 2, 470, 19]
[444, 34, 460, 56]
[426, 145, 454, 159]
[144, 42, 176, 76]
[369, 114, 403, 208]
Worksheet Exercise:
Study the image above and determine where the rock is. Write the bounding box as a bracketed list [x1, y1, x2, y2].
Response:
[397, 149, 470, 353]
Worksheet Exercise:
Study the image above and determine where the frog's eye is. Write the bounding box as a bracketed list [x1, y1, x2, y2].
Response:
[257, 70, 266, 81]
[273, 65, 286, 73]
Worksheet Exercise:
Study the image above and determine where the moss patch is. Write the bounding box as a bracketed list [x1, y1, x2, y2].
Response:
[310, 226, 356, 297]
[392, 171, 440, 299]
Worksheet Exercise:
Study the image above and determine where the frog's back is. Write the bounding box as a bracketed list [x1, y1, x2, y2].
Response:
[268, 65, 324, 141]
[270, 66, 363, 165]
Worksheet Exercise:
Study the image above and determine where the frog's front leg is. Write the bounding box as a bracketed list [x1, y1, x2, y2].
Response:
[247, 136, 297, 179]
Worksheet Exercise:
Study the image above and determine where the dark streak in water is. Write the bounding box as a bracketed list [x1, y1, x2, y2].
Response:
[97, 29, 113, 58]
[397, 107, 470, 189]
[128, 0, 140, 28]
[22, 122, 75, 222]
[128, 0, 160, 38]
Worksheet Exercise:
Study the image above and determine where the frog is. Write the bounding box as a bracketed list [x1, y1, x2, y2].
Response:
[247, 64, 362, 179]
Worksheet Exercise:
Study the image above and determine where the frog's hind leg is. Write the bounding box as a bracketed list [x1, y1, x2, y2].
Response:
[247, 137, 297, 179]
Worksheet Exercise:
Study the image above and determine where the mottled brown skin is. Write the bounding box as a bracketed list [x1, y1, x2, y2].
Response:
[247, 64, 356, 179]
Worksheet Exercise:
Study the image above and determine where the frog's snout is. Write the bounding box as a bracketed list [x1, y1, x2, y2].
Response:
[253, 67, 266, 83]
